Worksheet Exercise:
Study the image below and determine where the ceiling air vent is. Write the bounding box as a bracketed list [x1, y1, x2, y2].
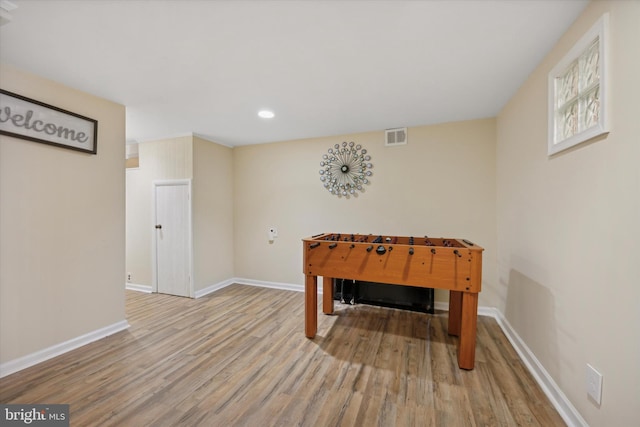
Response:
[385, 127, 407, 146]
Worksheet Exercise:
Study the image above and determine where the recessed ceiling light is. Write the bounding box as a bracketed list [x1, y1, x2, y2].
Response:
[258, 110, 275, 119]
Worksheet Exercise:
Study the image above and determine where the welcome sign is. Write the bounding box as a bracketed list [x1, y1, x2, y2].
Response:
[0, 89, 97, 154]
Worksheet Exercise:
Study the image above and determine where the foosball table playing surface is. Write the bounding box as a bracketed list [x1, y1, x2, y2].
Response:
[302, 233, 484, 370]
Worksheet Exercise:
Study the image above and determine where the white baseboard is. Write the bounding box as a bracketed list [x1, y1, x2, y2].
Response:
[434, 301, 448, 311]
[484, 307, 587, 427]
[232, 277, 305, 293]
[125, 278, 302, 299]
[4, 277, 586, 426]
[0, 320, 130, 378]
[229, 279, 585, 426]
[194, 278, 237, 298]
[125, 282, 152, 293]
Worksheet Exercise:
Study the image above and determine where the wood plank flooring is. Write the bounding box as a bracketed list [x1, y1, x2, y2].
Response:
[0, 284, 566, 426]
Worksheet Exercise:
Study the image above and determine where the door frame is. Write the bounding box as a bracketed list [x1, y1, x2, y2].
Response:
[151, 179, 194, 297]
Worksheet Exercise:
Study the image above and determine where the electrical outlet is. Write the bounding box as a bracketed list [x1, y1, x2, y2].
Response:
[586, 363, 603, 404]
[127, 273, 132, 282]
[268, 227, 278, 241]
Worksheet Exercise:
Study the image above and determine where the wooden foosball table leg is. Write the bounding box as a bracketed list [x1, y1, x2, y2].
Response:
[457, 292, 478, 370]
[305, 275, 318, 338]
[322, 276, 335, 314]
[448, 290, 478, 370]
[448, 290, 462, 336]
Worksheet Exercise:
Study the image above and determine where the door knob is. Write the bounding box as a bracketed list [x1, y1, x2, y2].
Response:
[155, 224, 162, 229]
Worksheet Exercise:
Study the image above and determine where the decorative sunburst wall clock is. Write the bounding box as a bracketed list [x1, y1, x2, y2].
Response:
[319, 141, 372, 197]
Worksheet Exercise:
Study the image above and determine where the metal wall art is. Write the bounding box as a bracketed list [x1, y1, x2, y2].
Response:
[319, 141, 372, 197]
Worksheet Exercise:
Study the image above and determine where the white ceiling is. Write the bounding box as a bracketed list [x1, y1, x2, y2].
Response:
[0, 0, 589, 147]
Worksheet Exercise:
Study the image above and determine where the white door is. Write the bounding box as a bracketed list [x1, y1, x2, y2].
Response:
[153, 180, 192, 297]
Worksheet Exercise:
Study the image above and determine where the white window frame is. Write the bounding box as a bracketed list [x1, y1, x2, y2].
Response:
[548, 13, 609, 156]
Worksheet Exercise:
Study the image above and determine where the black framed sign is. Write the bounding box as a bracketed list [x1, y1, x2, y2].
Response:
[0, 89, 98, 154]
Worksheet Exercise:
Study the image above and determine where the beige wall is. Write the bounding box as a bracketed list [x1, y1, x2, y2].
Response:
[125, 168, 149, 284]
[233, 119, 497, 304]
[125, 136, 192, 286]
[496, 1, 640, 425]
[0, 64, 126, 363]
[8, 2, 635, 423]
[193, 136, 234, 289]
[126, 135, 233, 291]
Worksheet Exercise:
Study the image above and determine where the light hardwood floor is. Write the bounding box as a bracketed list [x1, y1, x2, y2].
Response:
[1, 285, 565, 426]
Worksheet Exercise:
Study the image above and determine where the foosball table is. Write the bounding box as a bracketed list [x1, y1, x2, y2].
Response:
[302, 233, 484, 370]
